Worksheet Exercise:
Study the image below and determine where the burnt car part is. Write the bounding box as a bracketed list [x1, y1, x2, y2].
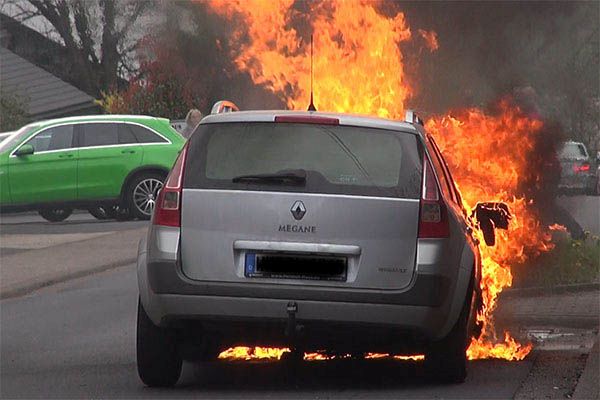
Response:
[472, 202, 512, 246]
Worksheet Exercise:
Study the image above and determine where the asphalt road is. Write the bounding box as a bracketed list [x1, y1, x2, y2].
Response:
[1, 265, 536, 399]
[0, 211, 147, 235]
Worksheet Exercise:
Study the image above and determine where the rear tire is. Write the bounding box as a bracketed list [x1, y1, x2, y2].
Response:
[424, 286, 471, 384]
[38, 207, 72, 222]
[88, 206, 111, 220]
[136, 300, 182, 387]
[126, 172, 165, 220]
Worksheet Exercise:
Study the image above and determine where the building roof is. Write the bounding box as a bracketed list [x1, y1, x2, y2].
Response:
[0, 46, 97, 119]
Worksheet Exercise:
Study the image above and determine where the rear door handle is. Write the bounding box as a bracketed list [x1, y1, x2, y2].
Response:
[121, 150, 136, 154]
[58, 154, 74, 158]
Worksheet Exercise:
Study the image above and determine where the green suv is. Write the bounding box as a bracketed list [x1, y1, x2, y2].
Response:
[0, 115, 185, 222]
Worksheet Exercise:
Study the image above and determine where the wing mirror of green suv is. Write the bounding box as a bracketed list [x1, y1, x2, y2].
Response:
[14, 144, 34, 156]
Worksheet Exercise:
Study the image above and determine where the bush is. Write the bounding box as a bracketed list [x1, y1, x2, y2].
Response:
[513, 234, 600, 287]
[0, 91, 29, 131]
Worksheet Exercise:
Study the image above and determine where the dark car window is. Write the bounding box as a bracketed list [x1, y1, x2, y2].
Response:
[185, 122, 423, 199]
[25, 125, 74, 152]
[118, 124, 138, 144]
[82, 123, 119, 147]
[129, 125, 167, 143]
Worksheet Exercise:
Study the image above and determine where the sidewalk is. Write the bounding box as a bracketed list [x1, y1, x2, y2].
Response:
[497, 288, 599, 328]
[0, 227, 145, 299]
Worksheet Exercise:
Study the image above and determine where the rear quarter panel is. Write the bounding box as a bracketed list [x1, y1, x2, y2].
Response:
[139, 120, 185, 169]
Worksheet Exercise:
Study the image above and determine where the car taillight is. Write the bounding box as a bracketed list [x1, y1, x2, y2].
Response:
[153, 146, 187, 227]
[573, 163, 590, 173]
[418, 158, 450, 238]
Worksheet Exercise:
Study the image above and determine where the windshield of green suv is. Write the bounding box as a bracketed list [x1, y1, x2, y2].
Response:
[0, 124, 41, 153]
[185, 122, 423, 199]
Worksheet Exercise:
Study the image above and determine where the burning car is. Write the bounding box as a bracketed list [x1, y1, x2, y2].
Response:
[134, 101, 495, 386]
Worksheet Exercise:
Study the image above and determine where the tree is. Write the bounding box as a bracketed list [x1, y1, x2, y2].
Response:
[98, 1, 283, 118]
[97, 41, 208, 119]
[0, 91, 29, 131]
[3, 0, 153, 96]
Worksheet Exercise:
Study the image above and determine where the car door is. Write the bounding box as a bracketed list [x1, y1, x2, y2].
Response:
[8, 124, 78, 205]
[76, 122, 142, 200]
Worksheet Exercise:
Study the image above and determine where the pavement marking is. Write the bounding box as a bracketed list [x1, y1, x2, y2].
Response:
[0, 232, 114, 250]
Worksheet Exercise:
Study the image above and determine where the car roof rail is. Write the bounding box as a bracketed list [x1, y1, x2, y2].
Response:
[405, 109, 424, 126]
[211, 100, 240, 115]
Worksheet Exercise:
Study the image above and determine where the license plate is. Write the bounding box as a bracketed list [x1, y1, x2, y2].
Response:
[244, 252, 347, 281]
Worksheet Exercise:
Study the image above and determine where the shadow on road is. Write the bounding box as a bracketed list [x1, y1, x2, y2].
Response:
[177, 359, 432, 391]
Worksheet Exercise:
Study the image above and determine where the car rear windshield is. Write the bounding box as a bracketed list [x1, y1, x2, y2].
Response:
[184, 122, 423, 199]
[560, 143, 588, 159]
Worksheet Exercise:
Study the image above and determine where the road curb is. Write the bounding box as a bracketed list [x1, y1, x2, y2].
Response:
[498, 314, 600, 330]
[0, 258, 136, 300]
[573, 335, 599, 399]
[503, 283, 600, 298]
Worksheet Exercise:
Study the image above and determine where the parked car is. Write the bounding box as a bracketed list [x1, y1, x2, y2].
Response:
[558, 141, 597, 195]
[136, 102, 483, 386]
[0, 115, 185, 222]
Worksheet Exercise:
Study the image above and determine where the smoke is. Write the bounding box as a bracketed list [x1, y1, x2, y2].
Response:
[398, 1, 599, 148]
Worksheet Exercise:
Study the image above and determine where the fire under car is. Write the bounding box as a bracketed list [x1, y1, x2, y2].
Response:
[135, 101, 508, 386]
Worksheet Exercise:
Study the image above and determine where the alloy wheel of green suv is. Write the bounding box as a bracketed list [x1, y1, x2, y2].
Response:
[0, 115, 186, 221]
[129, 172, 165, 220]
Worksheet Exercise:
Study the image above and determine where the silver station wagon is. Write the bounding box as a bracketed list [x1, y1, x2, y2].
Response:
[136, 102, 483, 386]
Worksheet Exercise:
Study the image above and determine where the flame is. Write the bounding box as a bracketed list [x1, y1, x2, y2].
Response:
[549, 223, 567, 232]
[418, 29, 439, 52]
[217, 348, 423, 362]
[426, 101, 551, 360]
[205, 0, 411, 119]
[218, 346, 291, 360]
[366, 353, 425, 361]
[203, 0, 558, 361]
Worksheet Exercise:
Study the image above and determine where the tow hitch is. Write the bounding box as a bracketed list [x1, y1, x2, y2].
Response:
[284, 301, 304, 361]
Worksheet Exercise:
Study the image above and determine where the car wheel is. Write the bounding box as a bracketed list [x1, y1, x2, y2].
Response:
[88, 206, 111, 220]
[127, 173, 164, 220]
[136, 299, 182, 387]
[424, 286, 471, 384]
[38, 207, 73, 222]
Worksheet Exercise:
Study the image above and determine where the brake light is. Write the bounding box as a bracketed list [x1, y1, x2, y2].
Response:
[274, 115, 339, 125]
[573, 163, 590, 173]
[153, 146, 187, 227]
[418, 158, 450, 238]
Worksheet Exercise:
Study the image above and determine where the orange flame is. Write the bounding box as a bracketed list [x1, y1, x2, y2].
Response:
[204, 0, 557, 361]
[418, 29, 439, 52]
[218, 346, 291, 360]
[206, 0, 411, 118]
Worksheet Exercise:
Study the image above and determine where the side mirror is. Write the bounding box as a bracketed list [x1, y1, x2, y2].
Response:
[14, 144, 34, 157]
[472, 202, 511, 246]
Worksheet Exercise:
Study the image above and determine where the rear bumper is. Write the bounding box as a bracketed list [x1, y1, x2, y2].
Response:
[138, 255, 471, 343]
[559, 174, 596, 192]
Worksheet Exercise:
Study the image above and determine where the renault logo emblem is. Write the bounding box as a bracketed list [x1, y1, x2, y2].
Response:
[290, 200, 306, 220]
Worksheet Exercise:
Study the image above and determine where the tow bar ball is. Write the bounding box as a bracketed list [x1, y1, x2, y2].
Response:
[472, 202, 512, 246]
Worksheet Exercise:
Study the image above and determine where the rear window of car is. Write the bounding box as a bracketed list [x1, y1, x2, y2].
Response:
[560, 143, 588, 159]
[184, 122, 423, 199]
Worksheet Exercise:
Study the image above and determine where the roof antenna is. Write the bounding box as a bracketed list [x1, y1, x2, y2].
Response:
[307, 34, 317, 112]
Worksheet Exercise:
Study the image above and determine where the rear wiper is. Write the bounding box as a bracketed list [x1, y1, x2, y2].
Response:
[232, 169, 306, 185]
